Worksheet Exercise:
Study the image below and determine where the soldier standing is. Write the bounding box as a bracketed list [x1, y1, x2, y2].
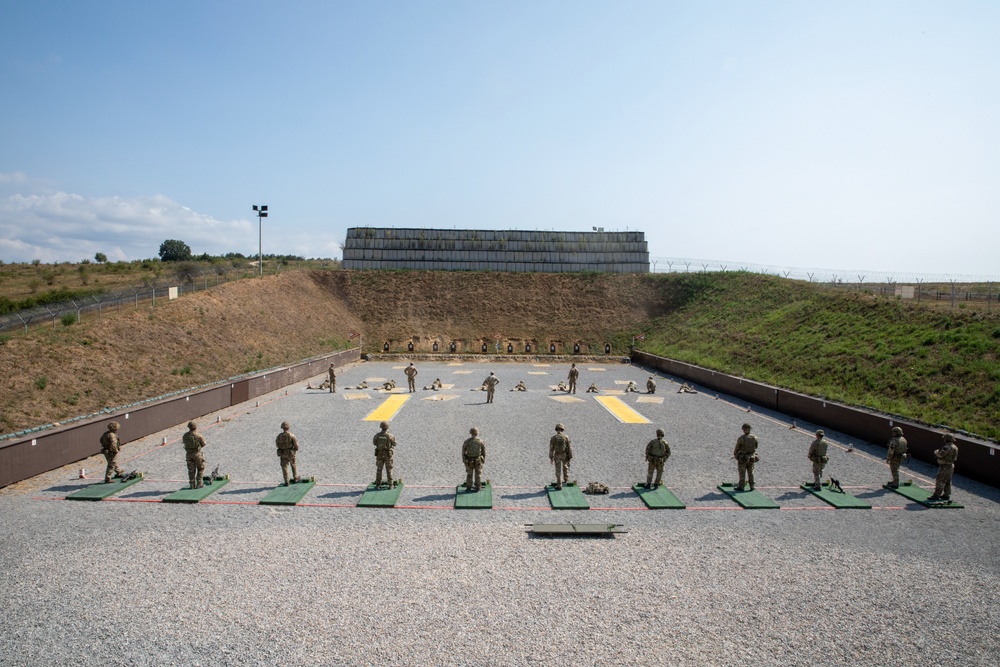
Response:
[567, 363, 579, 394]
[327, 364, 337, 393]
[373, 420, 397, 488]
[733, 423, 758, 491]
[462, 427, 487, 492]
[885, 426, 908, 489]
[807, 429, 830, 490]
[644, 428, 671, 489]
[275, 421, 300, 486]
[928, 434, 959, 501]
[483, 372, 500, 403]
[646, 376, 657, 394]
[100, 421, 124, 483]
[549, 423, 573, 490]
[404, 363, 418, 393]
[182, 421, 207, 489]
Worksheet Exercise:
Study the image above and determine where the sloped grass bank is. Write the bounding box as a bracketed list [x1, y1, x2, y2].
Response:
[643, 273, 999, 440]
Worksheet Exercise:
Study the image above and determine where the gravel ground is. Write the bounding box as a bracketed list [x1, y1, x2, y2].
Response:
[2, 360, 999, 666]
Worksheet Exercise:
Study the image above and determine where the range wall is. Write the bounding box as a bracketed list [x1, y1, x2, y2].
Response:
[342, 227, 649, 273]
[0, 349, 359, 489]
[633, 351, 999, 489]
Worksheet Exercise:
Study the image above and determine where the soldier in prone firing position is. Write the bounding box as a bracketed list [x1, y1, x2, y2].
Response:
[644, 428, 671, 489]
[461, 427, 487, 492]
[276, 421, 300, 486]
[373, 421, 397, 488]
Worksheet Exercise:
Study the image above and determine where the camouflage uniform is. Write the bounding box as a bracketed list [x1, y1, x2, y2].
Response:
[586, 383, 599, 393]
[373, 421, 397, 488]
[100, 421, 124, 483]
[549, 424, 573, 489]
[327, 364, 337, 393]
[275, 421, 300, 486]
[644, 428, 671, 488]
[182, 421, 207, 489]
[567, 364, 579, 394]
[885, 427, 908, 488]
[733, 423, 758, 490]
[424, 378, 442, 391]
[929, 434, 959, 501]
[646, 377, 656, 394]
[462, 428, 487, 492]
[512, 380, 527, 392]
[807, 430, 830, 490]
[626, 381, 639, 393]
[483, 373, 499, 403]
[404, 363, 418, 393]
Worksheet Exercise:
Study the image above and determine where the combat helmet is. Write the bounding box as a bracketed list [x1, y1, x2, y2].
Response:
[555, 423, 565, 432]
[379, 420, 389, 430]
[943, 433, 955, 442]
[108, 421, 120, 431]
[656, 428, 665, 437]
[187, 421, 197, 430]
[891, 427, 903, 436]
[281, 421, 290, 430]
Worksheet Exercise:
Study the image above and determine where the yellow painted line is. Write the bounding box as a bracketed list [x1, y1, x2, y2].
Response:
[364, 394, 410, 422]
[595, 396, 651, 424]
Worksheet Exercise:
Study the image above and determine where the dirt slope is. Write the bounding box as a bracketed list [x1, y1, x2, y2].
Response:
[316, 270, 677, 348]
[1, 270, 676, 435]
[0, 272, 364, 434]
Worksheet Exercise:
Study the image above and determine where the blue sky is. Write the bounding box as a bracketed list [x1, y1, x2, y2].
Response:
[1, 1, 998, 277]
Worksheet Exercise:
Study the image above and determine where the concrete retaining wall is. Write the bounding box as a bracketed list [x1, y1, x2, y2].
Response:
[0, 349, 360, 488]
[633, 351, 999, 489]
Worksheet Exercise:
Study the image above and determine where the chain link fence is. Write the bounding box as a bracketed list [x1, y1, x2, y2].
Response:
[0, 266, 263, 335]
[650, 257, 999, 309]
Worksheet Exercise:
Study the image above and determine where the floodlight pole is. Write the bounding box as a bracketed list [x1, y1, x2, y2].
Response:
[253, 205, 268, 275]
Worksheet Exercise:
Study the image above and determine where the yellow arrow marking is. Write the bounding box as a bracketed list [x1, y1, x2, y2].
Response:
[595, 396, 651, 424]
[364, 394, 410, 422]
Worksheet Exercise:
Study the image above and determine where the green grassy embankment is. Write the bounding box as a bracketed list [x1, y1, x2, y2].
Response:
[643, 273, 1000, 440]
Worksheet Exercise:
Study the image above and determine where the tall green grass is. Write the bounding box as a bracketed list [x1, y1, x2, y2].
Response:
[642, 273, 999, 440]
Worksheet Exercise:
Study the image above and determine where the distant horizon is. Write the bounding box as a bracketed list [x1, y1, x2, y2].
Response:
[3, 2, 998, 276]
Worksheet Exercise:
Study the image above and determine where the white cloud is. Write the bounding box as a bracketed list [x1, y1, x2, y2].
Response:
[0, 190, 255, 263]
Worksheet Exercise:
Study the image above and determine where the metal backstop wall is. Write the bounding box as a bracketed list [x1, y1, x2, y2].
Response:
[342, 228, 649, 273]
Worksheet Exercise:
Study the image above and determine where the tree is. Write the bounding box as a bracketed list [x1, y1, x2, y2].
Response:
[94, 252, 107, 263]
[158, 239, 192, 262]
